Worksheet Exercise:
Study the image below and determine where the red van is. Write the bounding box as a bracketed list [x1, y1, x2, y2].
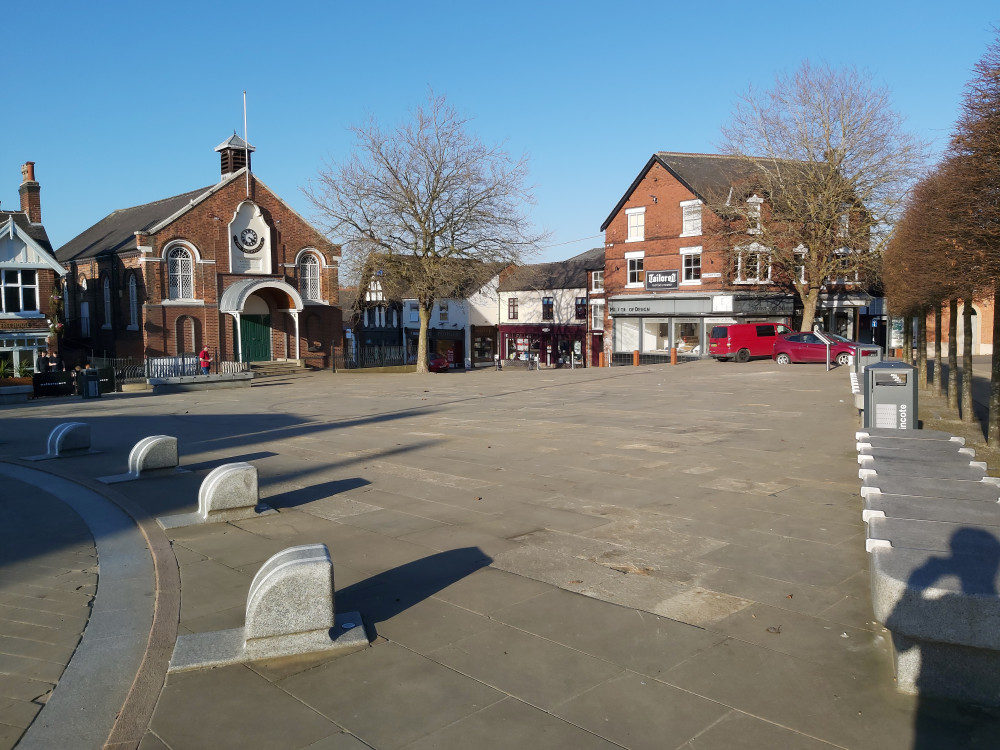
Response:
[709, 322, 792, 362]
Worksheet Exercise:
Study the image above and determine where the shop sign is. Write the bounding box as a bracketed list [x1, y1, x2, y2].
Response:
[645, 270, 679, 291]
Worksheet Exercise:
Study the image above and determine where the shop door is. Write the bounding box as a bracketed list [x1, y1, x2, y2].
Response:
[239, 315, 271, 362]
[591, 333, 603, 366]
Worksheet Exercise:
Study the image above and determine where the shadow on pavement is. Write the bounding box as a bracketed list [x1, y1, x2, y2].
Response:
[336, 547, 492, 638]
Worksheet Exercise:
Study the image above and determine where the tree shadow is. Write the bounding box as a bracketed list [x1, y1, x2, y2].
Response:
[885, 528, 1000, 748]
[335, 547, 492, 637]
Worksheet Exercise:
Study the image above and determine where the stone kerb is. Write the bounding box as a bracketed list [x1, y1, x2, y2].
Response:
[98, 435, 186, 484]
[168, 543, 367, 672]
[862, 475, 1000, 502]
[157, 462, 275, 530]
[22, 422, 94, 461]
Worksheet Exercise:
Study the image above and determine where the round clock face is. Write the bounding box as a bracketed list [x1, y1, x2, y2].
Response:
[240, 228, 258, 247]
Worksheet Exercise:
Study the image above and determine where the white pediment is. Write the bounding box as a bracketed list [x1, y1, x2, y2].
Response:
[0, 218, 67, 274]
[228, 201, 272, 275]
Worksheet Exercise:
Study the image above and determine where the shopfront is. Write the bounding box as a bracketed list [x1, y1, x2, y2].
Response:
[609, 294, 793, 361]
[500, 324, 586, 367]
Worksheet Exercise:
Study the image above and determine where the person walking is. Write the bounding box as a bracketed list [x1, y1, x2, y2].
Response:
[198, 345, 212, 375]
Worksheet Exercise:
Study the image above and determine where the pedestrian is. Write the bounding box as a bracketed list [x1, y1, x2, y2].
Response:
[47, 351, 65, 372]
[36, 350, 50, 373]
[198, 345, 212, 375]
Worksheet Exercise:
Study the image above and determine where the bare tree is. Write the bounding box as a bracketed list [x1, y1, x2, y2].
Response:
[708, 62, 927, 330]
[306, 93, 544, 372]
[949, 31, 1000, 443]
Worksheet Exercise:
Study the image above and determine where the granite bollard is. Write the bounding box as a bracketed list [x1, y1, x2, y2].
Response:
[98, 435, 186, 484]
[157, 462, 275, 530]
[168, 543, 367, 672]
[23, 422, 93, 461]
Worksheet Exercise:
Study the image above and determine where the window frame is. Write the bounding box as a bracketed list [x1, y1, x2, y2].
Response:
[746, 195, 763, 235]
[680, 199, 702, 237]
[128, 274, 139, 330]
[625, 250, 644, 288]
[299, 253, 321, 301]
[102, 276, 112, 329]
[438, 301, 449, 322]
[590, 301, 605, 331]
[166, 245, 195, 300]
[591, 270, 604, 292]
[541, 297, 555, 321]
[508, 297, 518, 320]
[680, 246, 702, 285]
[1, 269, 40, 316]
[625, 207, 645, 243]
[735, 244, 772, 285]
[575, 297, 587, 320]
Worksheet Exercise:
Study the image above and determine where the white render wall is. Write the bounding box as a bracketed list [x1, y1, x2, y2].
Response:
[499, 287, 587, 325]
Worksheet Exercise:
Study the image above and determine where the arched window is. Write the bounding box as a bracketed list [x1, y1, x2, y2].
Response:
[167, 246, 194, 299]
[128, 274, 138, 329]
[102, 276, 112, 328]
[299, 254, 320, 301]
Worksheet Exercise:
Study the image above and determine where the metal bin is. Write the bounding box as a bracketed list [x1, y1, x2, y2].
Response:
[79, 369, 102, 399]
[854, 344, 883, 376]
[863, 361, 916, 429]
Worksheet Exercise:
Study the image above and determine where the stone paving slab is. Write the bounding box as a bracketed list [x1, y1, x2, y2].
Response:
[5, 362, 1000, 748]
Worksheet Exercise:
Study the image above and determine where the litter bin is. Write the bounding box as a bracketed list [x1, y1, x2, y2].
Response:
[854, 344, 883, 377]
[79, 369, 102, 399]
[863, 361, 916, 429]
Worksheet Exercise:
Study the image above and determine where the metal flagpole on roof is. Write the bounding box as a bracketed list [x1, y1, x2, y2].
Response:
[243, 91, 250, 198]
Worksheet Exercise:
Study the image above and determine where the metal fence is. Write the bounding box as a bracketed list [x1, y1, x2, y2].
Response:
[89, 353, 250, 388]
[334, 346, 408, 370]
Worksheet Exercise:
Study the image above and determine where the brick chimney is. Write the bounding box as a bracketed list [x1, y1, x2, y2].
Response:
[19, 162, 41, 224]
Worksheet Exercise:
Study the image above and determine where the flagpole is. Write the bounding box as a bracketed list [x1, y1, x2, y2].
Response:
[243, 91, 250, 198]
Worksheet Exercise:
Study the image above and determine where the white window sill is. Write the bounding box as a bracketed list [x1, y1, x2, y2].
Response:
[625, 237, 644, 243]
[0, 312, 45, 319]
[625, 283, 644, 289]
[680, 280, 702, 286]
[679, 231, 702, 238]
[304, 299, 329, 306]
[127, 325, 139, 331]
[162, 299, 205, 306]
[590, 289, 605, 294]
[733, 280, 770, 285]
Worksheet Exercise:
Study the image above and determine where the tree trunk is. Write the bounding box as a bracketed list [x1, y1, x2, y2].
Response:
[962, 300, 974, 424]
[948, 298, 958, 411]
[933, 304, 943, 397]
[800, 289, 820, 332]
[903, 316, 913, 364]
[416, 301, 431, 374]
[916, 310, 928, 389]
[990, 283, 1000, 446]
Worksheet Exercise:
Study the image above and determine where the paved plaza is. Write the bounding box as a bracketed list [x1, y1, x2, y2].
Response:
[2, 360, 1000, 749]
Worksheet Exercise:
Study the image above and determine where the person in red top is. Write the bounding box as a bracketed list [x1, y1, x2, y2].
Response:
[198, 346, 212, 375]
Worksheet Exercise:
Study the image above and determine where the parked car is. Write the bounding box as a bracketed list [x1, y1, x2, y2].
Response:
[773, 331, 859, 366]
[428, 352, 450, 372]
[709, 322, 792, 362]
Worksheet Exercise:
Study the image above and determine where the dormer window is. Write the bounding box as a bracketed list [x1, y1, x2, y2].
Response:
[747, 195, 763, 235]
[625, 207, 645, 242]
[680, 200, 702, 236]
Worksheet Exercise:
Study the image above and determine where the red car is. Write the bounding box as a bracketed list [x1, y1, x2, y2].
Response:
[773, 331, 858, 366]
[428, 353, 450, 372]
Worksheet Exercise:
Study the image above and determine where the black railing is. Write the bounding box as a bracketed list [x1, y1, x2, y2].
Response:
[335, 346, 408, 370]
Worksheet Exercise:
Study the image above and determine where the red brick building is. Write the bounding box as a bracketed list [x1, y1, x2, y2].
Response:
[0, 162, 67, 372]
[599, 152, 881, 362]
[56, 137, 341, 368]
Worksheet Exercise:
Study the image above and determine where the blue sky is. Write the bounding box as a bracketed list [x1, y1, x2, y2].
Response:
[3, 1, 997, 263]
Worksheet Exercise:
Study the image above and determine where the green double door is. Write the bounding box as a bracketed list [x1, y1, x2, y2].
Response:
[238, 315, 271, 362]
